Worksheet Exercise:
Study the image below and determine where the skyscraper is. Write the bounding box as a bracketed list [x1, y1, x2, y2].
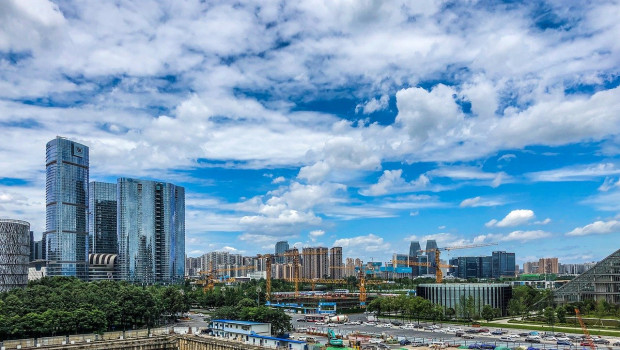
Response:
[89, 181, 117, 254]
[45, 137, 89, 279]
[425, 240, 438, 275]
[409, 241, 421, 276]
[275, 241, 289, 263]
[329, 247, 343, 279]
[117, 178, 185, 284]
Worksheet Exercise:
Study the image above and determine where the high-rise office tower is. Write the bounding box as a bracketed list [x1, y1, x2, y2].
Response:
[275, 241, 289, 263]
[89, 182, 117, 254]
[45, 137, 89, 279]
[329, 247, 343, 279]
[117, 178, 185, 284]
[409, 241, 421, 276]
[492, 251, 516, 278]
[425, 240, 438, 275]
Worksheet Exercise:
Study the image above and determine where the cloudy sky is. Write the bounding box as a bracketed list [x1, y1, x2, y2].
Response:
[1, 0, 620, 265]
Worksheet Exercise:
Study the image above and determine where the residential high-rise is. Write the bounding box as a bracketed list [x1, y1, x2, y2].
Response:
[45, 137, 89, 279]
[425, 240, 438, 275]
[117, 178, 185, 284]
[538, 257, 559, 274]
[329, 247, 343, 279]
[302, 247, 328, 279]
[89, 181, 117, 254]
[523, 261, 538, 274]
[275, 241, 289, 263]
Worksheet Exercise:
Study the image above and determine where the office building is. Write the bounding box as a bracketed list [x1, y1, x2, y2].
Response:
[302, 247, 328, 279]
[45, 137, 89, 279]
[492, 251, 516, 278]
[275, 241, 289, 263]
[329, 247, 343, 279]
[426, 240, 438, 275]
[117, 178, 185, 284]
[409, 241, 422, 276]
[185, 256, 201, 277]
[417, 283, 512, 316]
[0, 219, 31, 291]
[89, 181, 118, 254]
[538, 257, 559, 274]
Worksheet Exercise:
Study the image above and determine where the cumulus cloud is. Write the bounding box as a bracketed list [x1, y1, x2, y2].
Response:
[309, 229, 325, 242]
[534, 218, 552, 225]
[334, 234, 390, 252]
[272, 176, 285, 184]
[360, 169, 429, 196]
[356, 95, 389, 114]
[567, 220, 620, 236]
[486, 209, 535, 227]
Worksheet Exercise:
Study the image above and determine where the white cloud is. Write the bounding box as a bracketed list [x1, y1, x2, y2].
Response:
[333, 234, 390, 253]
[428, 167, 509, 188]
[459, 196, 506, 208]
[360, 169, 429, 196]
[309, 229, 325, 242]
[598, 177, 620, 192]
[534, 218, 552, 225]
[272, 176, 285, 184]
[498, 154, 516, 162]
[486, 209, 535, 227]
[475, 230, 551, 243]
[356, 95, 389, 114]
[567, 220, 620, 236]
[527, 163, 620, 182]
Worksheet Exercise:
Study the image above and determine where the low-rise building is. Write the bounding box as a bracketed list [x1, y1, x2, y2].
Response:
[210, 319, 306, 350]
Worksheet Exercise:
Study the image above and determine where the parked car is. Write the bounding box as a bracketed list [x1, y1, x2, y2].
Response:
[580, 341, 592, 346]
[400, 339, 412, 345]
[296, 319, 306, 322]
[492, 330, 504, 335]
[556, 336, 570, 341]
[544, 336, 557, 341]
[613, 341, 620, 346]
[463, 334, 475, 339]
[456, 332, 465, 337]
[479, 332, 492, 336]
[526, 337, 541, 343]
[557, 340, 572, 346]
[594, 338, 610, 344]
[527, 347, 540, 350]
[500, 337, 514, 342]
[477, 328, 490, 333]
[519, 332, 530, 337]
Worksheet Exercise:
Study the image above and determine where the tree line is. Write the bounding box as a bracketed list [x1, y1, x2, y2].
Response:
[0, 277, 190, 340]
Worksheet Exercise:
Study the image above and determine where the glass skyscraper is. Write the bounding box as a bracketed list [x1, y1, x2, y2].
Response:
[45, 137, 89, 279]
[275, 241, 289, 263]
[426, 239, 438, 275]
[89, 181, 117, 254]
[117, 178, 185, 284]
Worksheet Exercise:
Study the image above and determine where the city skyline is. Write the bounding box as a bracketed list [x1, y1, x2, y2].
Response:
[2, 1, 620, 264]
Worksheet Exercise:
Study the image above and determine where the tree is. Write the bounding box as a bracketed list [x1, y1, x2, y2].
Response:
[508, 298, 523, 319]
[543, 306, 556, 327]
[445, 307, 456, 320]
[481, 305, 495, 322]
[556, 306, 566, 324]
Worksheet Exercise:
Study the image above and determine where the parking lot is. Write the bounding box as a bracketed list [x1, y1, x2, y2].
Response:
[289, 313, 620, 349]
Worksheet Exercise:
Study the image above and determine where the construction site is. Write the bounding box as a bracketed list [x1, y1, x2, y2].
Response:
[193, 243, 499, 313]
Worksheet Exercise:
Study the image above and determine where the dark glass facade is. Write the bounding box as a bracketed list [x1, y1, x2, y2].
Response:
[89, 181, 117, 254]
[0, 219, 30, 291]
[409, 241, 421, 276]
[417, 283, 512, 316]
[492, 251, 516, 278]
[117, 178, 185, 284]
[426, 240, 438, 275]
[45, 137, 89, 280]
[275, 241, 289, 263]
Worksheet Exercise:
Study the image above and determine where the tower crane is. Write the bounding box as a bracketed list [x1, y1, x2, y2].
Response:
[417, 242, 498, 283]
[575, 308, 596, 350]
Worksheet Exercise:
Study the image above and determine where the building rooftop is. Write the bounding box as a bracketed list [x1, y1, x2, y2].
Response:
[248, 334, 306, 344]
[212, 319, 268, 325]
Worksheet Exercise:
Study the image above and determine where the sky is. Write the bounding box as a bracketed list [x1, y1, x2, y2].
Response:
[1, 0, 620, 266]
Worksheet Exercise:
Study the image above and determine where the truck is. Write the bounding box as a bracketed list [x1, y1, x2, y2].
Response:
[326, 314, 349, 323]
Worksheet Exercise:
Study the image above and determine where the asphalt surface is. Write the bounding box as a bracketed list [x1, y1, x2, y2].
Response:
[289, 313, 620, 349]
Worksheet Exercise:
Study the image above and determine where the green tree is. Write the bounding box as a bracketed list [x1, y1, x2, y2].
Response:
[556, 306, 566, 324]
[481, 305, 495, 322]
[508, 298, 523, 319]
[543, 306, 556, 327]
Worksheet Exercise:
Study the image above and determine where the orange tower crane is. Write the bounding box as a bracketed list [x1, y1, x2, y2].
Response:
[575, 308, 596, 350]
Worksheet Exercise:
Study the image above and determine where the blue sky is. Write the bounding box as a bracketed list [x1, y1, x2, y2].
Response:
[1, 0, 620, 265]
